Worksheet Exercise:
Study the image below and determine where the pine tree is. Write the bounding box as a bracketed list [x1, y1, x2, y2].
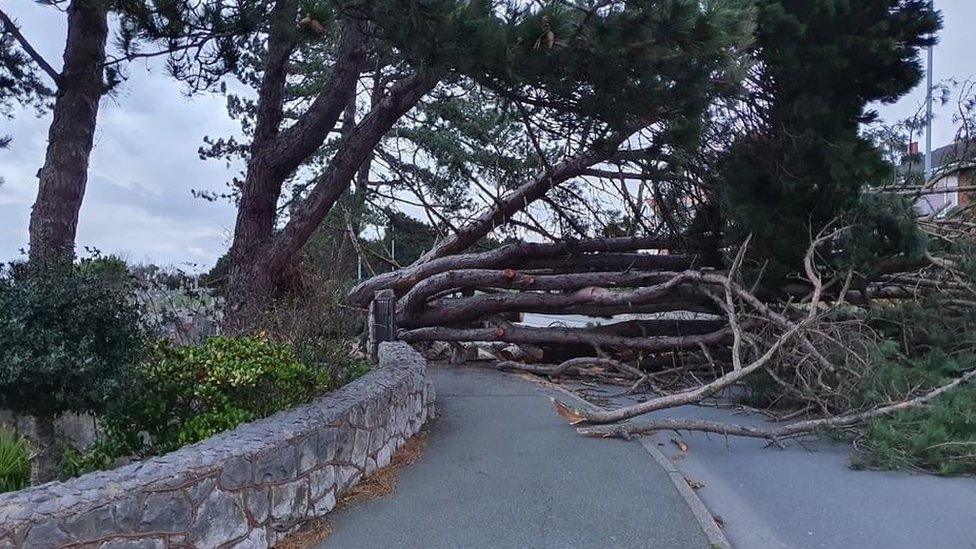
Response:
[1, 0, 248, 264]
[0, 14, 52, 150]
[716, 0, 939, 280]
[147, 0, 755, 321]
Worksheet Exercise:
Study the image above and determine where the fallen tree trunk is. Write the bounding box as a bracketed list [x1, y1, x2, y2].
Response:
[400, 322, 736, 352]
[348, 235, 673, 306]
[398, 269, 680, 317]
[589, 319, 727, 338]
[407, 298, 718, 327]
[495, 357, 641, 379]
[402, 272, 710, 327]
[516, 253, 695, 273]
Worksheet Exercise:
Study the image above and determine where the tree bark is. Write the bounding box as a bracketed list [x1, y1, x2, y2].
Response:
[30, 414, 60, 485]
[349, 235, 673, 306]
[27, 0, 108, 264]
[225, 69, 438, 325]
[224, 14, 368, 323]
[398, 269, 682, 317]
[261, 72, 439, 276]
[399, 322, 735, 352]
[402, 271, 709, 327]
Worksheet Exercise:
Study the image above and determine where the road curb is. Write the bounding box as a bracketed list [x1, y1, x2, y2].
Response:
[637, 437, 731, 549]
[517, 372, 731, 549]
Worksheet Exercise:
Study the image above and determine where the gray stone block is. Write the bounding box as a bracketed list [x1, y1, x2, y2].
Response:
[229, 529, 268, 549]
[308, 465, 336, 502]
[140, 491, 192, 533]
[269, 479, 309, 526]
[253, 447, 296, 484]
[23, 522, 73, 547]
[190, 490, 249, 548]
[351, 429, 370, 468]
[245, 487, 271, 526]
[61, 503, 115, 539]
[219, 456, 253, 489]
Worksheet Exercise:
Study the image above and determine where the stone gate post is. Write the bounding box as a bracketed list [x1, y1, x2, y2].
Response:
[367, 289, 397, 363]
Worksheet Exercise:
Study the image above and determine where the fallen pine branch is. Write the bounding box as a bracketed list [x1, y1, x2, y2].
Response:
[553, 320, 806, 424]
[575, 369, 976, 441]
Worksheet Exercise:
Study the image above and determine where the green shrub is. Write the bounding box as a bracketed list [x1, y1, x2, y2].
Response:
[58, 444, 116, 481]
[97, 336, 335, 459]
[0, 262, 147, 418]
[0, 431, 30, 493]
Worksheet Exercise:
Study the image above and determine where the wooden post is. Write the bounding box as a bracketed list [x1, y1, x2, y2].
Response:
[368, 289, 397, 363]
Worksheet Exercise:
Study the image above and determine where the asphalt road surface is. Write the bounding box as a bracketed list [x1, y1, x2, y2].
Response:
[320, 366, 714, 549]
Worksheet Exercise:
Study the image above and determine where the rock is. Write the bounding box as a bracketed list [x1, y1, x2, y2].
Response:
[140, 491, 192, 533]
[189, 490, 249, 548]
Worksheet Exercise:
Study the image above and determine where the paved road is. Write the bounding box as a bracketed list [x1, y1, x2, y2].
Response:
[320, 366, 714, 549]
[591, 387, 976, 549]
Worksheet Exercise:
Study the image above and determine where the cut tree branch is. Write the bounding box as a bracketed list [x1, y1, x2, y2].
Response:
[348, 235, 674, 306]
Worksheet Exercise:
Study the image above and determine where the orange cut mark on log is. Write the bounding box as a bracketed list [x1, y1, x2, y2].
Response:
[503, 268, 517, 280]
[552, 398, 587, 425]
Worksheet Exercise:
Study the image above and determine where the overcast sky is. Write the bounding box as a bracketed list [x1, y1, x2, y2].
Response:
[1, 0, 974, 270]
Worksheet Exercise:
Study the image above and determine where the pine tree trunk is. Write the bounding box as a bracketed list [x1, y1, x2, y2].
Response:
[30, 414, 60, 485]
[27, 0, 108, 264]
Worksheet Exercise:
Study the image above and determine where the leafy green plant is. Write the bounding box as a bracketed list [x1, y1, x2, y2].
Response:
[0, 261, 148, 481]
[0, 431, 31, 493]
[57, 444, 116, 481]
[293, 336, 371, 386]
[858, 385, 976, 475]
[96, 336, 335, 460]
[0, 262, 147, 418]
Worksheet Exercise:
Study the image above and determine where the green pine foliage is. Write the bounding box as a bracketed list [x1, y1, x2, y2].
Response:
[0, 23, 53, 148]
[717, 0, 939, 281]
[851, 301, 976, 475]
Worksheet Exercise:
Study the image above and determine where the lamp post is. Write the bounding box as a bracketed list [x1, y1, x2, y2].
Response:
[924, 0, 935, 181]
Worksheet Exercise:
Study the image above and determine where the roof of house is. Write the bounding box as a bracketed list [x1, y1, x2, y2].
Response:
[900, 140, 976, 177]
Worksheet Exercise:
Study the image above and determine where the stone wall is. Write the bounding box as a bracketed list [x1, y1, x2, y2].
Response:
[0, 412, 101, 454]
[0, 342, 435, 548]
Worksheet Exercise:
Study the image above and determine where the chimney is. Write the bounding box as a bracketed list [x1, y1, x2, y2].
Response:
[908, 141, 920, 155]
